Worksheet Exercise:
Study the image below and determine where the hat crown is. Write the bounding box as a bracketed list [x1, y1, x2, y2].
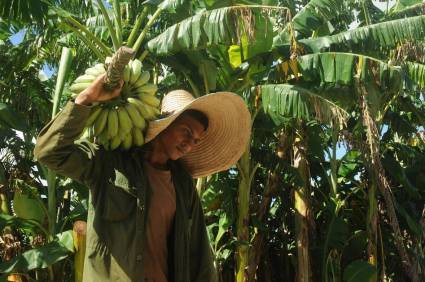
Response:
[161, 90, 195, 115]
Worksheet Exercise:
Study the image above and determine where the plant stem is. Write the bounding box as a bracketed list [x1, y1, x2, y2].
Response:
[65, 24, 106, 61]
[96, 0, 120, 51]
[182, 72, 200, 97]
[330, 125, 338, 197]
[52, 48, 72, 117]
[201, 63, 210, 94]
[133, 8, 163, 53]
[138, 50, 149, 63]
[65, 17, 111, 57]
[127, 6, 149, 46]
[362, 0, 371, 25]
[113, 0, 123, 46]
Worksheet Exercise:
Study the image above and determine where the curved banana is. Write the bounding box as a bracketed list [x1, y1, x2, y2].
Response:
[138, 94, 160, 108]
[110, 134, 122, 150]
[93, 109, 109, 136]
[134, 83, 157, 95]
[69, 82, 91, 93]
[132, 127, 145, 146]
[117, 106, 133, 135]
[127, 97, 149, 119]
[133, 71, 150, 88]
[121, 132, 133, 150]
[125, 103, 146, 129]
[85, 106, 103, 127]
[75, 74, 96, 84]
[123, 65, 131, 83]
[96, 127, 109, 147]
[107, 108, 119, 138]
[130, 59, 142, 85]
[85, 67, 104, 77]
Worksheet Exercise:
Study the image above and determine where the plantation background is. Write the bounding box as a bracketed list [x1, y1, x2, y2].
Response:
[0, 0, 424, 281]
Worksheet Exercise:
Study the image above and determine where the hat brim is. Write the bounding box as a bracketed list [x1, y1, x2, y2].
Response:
[145, 92, 251, 178]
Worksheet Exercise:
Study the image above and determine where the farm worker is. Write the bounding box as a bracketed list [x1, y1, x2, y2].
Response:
[34, 75, 251, 282]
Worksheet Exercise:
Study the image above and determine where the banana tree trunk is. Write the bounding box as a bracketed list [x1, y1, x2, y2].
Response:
[247, 171, 279, 281]
[0, 165, 10, 214]
[47, 47, 73, 235]
[73, 221, 87, 282]
[356, 79, 418, 282]
[236, 147, 258, 282]
[293, 128, 311, 282]
[366, 178, 378, 282]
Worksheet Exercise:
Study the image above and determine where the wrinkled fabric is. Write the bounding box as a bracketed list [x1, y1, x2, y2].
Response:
[34, 101, 217, 282]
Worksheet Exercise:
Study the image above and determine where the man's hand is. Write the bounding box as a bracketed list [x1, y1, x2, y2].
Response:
[75, 74, 124, 106]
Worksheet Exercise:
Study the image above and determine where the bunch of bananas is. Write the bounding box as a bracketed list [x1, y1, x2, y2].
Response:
[69, 58, 160, 150]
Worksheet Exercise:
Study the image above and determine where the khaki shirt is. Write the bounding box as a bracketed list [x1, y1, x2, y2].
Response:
[34, 102, 217, 282]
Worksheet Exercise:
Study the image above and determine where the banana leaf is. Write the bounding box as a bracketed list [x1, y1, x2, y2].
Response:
[275, 15, 425, 54]
[292, 0, 345, 36]
[406, 61, 425, 90]
[147, 6, 274, 56]
[260, 84, 349, 128]
[0, 230, 73, 274]
[0, 103, 26, 131]
[342, 260, 376, 282]
[0, 0, 48, 23]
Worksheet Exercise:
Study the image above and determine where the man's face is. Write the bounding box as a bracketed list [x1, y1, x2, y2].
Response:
[157, 114, 206, 160]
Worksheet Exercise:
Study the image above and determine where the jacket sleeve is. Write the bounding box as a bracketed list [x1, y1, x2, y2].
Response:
[189, 190, 218, 282]
[33, 101, 104, 186]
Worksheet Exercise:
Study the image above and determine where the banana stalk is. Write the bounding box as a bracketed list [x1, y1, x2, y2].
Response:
[73, 221, 87, 282]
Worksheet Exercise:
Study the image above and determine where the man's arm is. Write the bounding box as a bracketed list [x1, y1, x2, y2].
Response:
[34, 75, 123, 184]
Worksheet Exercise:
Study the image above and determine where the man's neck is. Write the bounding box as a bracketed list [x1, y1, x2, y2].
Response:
[145, 141, 169, 170]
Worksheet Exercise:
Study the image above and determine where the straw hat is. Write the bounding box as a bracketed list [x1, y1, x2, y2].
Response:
[145, 90, 251, 178]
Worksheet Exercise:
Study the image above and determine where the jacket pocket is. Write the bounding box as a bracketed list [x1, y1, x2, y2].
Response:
[101, 180, 137, 221]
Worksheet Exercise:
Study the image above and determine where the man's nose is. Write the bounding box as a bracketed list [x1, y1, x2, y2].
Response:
[181, 139, 195, 153]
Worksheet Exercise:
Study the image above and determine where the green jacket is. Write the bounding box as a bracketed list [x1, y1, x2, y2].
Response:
[34, 102, 217, 282]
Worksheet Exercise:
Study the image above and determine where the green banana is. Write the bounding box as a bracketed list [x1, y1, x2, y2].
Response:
[127, 97, 149, 119]
[125, 103, 146, 129]
[146, 105, 160, 116]
[85, 106, 103, 127]
[96, 127, 109, 147]
[69, 82, 91, 93]
[121, 132, 133, 150]
[94, 63, 105, 72]
[130, 59, 142, 85]
[123, 65, 131, 83]
[117, 106, 133, 135]
[132, 127, 145, 146]
[107, 108, 119, 138]
[85, 67, 104, 77]
[75, 58, 161, 151]
[134, 83, 157, 95]
[133, 71, 150, 88]
[93, 109, 109, 136]
[110, 134, 122, 150]
[138, 94, 160, 108]
[75, 74, 96, 84]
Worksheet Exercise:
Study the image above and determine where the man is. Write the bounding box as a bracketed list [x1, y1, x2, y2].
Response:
[34, 75, 251, 281]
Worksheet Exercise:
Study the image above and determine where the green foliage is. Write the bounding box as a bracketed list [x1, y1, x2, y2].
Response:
[1, 0, 425, 281]
[406, 61, 425, 90]
[342, 260, 376, 282]
[0, 103, 26, 131]
[261, 83, 348, 127]
[292, 0, 346, 36]
[147, 6, 274, 55]
[0, 231, 74, 274]
[292, 15, 425, 54]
